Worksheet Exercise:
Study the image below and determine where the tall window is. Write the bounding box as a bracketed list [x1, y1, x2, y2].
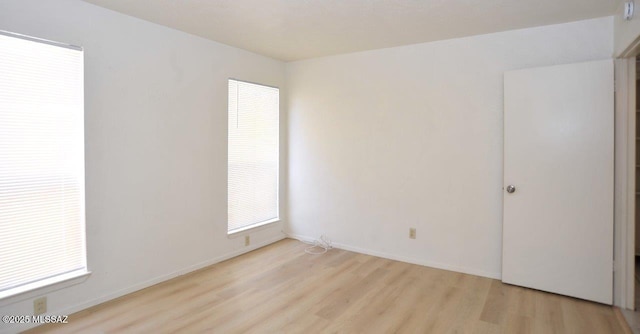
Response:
[0, 32, 86, 298]
[228, 79, 279, 234]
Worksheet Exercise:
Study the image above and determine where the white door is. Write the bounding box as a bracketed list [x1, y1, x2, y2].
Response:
[502, 60, 614, 304]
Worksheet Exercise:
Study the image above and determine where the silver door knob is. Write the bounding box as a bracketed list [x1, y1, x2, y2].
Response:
[506, 185, 516, 193]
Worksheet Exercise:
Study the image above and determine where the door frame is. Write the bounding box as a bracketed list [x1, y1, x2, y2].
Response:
[614, 56, 636, 310]
[614, 31, 640, 309]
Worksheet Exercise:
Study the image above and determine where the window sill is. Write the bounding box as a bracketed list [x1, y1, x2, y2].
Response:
[227, 218, 280, 238]
[0, 270, 91, 307]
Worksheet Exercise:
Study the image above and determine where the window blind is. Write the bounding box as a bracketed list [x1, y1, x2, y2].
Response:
[0, 32, 86, 297]
[228, 79, 279, 233]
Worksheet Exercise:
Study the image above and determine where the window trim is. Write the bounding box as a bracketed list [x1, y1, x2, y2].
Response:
[0, 29, 81, 51]
[227, 218, 280, 237]
[0, 270, 91, 306]
[228, 77, 279, 90]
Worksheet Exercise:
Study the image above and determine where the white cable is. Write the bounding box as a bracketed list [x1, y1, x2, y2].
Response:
[282, 232, 333, 255]
[304, 235, 332, 255]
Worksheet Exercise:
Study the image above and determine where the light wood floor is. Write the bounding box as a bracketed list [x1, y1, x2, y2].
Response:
[620, 257, 640, 334]
[27, 239, 630, 333]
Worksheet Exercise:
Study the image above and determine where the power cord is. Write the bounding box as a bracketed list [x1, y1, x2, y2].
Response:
[281, 231, 333, 255]
[303, 235, 333, 255]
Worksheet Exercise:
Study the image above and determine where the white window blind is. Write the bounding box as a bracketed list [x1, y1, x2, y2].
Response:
[228, 79, 279, 233]
[0, 32, 86, 298]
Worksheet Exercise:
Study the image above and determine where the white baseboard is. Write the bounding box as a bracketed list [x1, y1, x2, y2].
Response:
[285, 233, 501, 280]
[2, 234, 286, 334]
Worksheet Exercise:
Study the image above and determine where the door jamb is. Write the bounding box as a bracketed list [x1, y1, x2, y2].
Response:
[614, 56, 636, 310]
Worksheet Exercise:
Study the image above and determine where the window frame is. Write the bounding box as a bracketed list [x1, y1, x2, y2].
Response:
[227, 78, 280, 236]
[0, 30, 89, 301]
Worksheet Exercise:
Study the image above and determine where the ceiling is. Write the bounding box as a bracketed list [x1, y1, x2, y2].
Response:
[82, 0, 621, 62]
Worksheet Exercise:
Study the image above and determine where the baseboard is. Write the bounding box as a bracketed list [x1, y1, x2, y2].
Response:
[285, 233, 501, 280]
[2, 233, 286, 334]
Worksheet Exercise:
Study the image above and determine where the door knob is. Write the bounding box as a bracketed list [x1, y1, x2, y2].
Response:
[506, 185, 516, 193]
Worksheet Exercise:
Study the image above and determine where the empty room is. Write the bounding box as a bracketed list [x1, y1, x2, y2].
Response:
[2, 0, 640, 333]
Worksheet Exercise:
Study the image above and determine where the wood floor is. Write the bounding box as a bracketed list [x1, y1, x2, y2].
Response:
[620, 257, 640, 334]
[27, 239, 630, 333]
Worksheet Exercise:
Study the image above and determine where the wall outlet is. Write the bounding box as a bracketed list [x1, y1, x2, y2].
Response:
[245, 235, 250, 246]
[33, 297, 47, 315]
[409, 228, 416, 239]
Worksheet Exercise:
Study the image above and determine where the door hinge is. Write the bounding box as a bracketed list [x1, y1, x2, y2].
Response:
[613, 260, 616, 272]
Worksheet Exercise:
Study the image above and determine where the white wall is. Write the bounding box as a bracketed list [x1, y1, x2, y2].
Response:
[0, 1, 286, 332]
[286, 17, 614, 279]
[614, 1, 640, 56]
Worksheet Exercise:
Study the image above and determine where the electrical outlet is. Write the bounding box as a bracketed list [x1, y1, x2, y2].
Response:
[245, 235, 250, 246]
[33, 297, 47, 315]
[409, 228, 416, 239]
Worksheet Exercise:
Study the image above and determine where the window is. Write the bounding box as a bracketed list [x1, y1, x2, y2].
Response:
[228, 79, 279, 234]
[0, 31, 86, 299]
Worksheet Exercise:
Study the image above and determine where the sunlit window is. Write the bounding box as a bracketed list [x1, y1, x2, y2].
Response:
[0, 31, 86, 298]
[228, 79, 279, 234]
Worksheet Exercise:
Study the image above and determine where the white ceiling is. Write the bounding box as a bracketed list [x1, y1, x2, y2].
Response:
[82, 0, 621, 61]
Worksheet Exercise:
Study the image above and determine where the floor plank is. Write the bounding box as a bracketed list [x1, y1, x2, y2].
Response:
[25, 239, 629, 333]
